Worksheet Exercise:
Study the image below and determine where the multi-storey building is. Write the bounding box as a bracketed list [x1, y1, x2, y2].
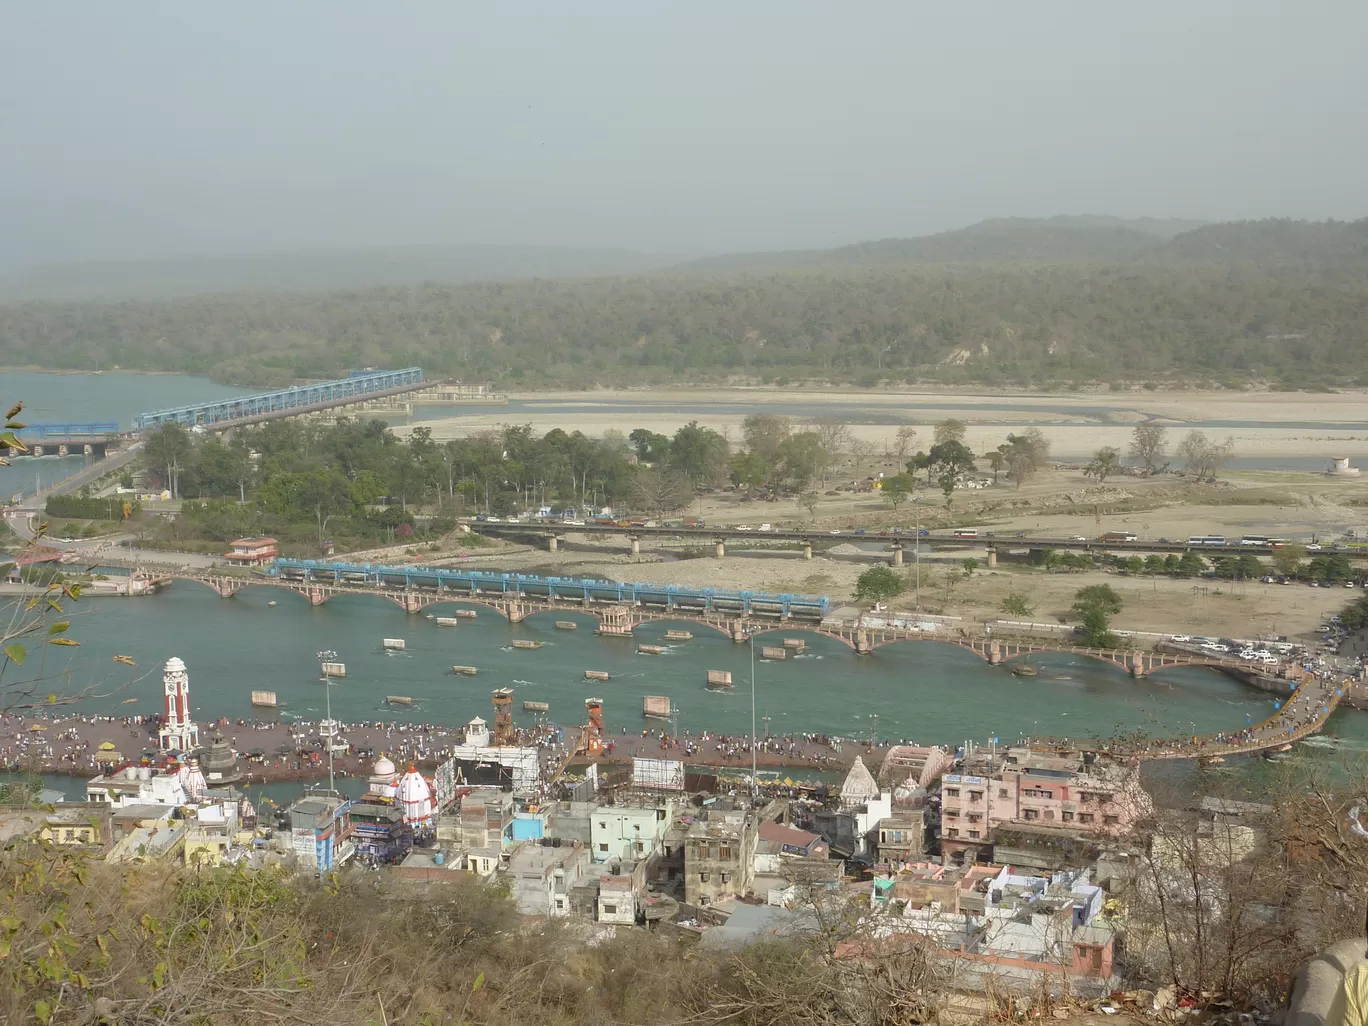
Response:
[940, 747, 1150, 861]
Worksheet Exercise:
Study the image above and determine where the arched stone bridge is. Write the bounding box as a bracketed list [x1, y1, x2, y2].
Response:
[177, 572, 1270, 678]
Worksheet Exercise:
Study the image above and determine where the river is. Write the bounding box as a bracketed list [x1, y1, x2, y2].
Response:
[5, 371, 1368, 789]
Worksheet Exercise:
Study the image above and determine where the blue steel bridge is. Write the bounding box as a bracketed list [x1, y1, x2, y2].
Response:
[133, 367, 425, 431]
[264, 558, 831, 619]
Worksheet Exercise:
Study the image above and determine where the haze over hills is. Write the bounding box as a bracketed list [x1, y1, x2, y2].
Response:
[8, 215, 1365, 304]
[3, 216, 1368, 391]
[0, 244, 671, 303]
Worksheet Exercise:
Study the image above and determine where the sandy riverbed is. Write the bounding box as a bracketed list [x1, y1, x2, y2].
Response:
[407, 387, 1368, 459]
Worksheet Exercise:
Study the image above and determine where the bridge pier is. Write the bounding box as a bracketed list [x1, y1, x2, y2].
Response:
[57, 444, 69, 457]
[714, 540, 725, 559]
[731, 621, 748, 643]
[987, 546, 997, 569]
[548, 535, 558, 553]
[504, 601, 527, 623]
[1129, 651, 1148, 678]
[32, 445, 43, 457]
[891, 543, 903, 567]
[306, 586, 328, 606]
[83, 444, 93, 456]
[989, 641, 1001, 666]
[401, 591, 425, 614]
[630, 536, 640, 557]
[802, 542, 812, 560]
[855, 631, 872, 655]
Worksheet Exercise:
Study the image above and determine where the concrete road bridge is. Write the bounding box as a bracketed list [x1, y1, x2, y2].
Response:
[469, 521, 1368, 564]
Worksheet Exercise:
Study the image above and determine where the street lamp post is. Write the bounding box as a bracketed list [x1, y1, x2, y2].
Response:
[750, 633, 758, 797]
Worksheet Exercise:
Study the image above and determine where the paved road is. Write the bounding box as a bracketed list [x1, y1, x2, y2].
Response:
[470, 521, 1368, 559]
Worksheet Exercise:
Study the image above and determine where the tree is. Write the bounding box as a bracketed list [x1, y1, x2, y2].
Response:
[1085, 446, 1121, 484]
[729, 451, 768, 491]
[778, 431, 825, 490]
[812, 418, 853, 485]
[926, 439, 976, 504]
[892, 425, 919, 463]
[855, 564, 905, 604]
[984, 446, 1005, 484]
[999, 591, 1036, 617]
[741, 414, 792, 467]
[881, 472, 916, 516]
[1177, 551, 1207, 576]
[1073, 583, 1122, 646]
[667, 421, 729, 489]
[142, 423, 194, 498]
[629, 468, 692, 519]
[1129, 423, 1168, 474]
[1176, 430, 1236, 479]
[798, 491, 820, 522]
[960, 557, 978, 576]
[628, 428, 671, 464]
[1073, 583, 1123, 616]
[1271, 543, 1306, 578]
[932, 419, 966, 446]
[1002, 429, 1050, 489]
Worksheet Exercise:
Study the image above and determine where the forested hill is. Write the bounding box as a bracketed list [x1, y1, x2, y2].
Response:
[0, 217, 1365, 391]
[0, 243, 669, 303]
[674, 216, 1207, 272]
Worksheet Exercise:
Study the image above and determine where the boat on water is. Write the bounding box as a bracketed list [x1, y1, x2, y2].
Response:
[511, 639, 543, 650]
[451, 665, 478, 676]
[584, 670, 611, 681]
[664, 630, 693, 641]
[555, 621, 578, 631]
[638, 644, 666, 655]
[434, 617, 462, 626]
[706, 670, 733, 688]
[523, 700, 550, 713]
[386, 695, 414, 706]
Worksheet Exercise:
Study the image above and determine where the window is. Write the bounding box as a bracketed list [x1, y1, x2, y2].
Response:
[1023, 809, 1039, 821]
[719, 846, 731, 860]
[721, 872, 731, 883]
[699, 845, 710, 860]
[633, 824, 640, 831]
[967, 814, 981, 823]
[1062, 811, 1074, 822]
[947, 828, 959, 838]
[944, 808, 959, 818]
[1024, 788, 1053, 799]
[598, 843, 609, 852]
[700, 896, 710, 906]
[599, 822, 607, 829]
[968, 830, 980, 839]
[700, 872, 711, 882]
[946, 788, 960, 798]
[657, 809, 666, 821]
[969, 791, 983, 802]
[555, 897, 565, 909]
[1103, 814, 1119, 826]
[603, 903, 617, 915]
[999, 788, 1010, 799]
[1079, 813, 1095, 824]
[1044, 810, 1054, 821]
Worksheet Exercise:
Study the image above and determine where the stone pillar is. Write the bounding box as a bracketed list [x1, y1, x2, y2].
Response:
[989, 641, 1001, 665]
[1129, 651, 1147, 678]
[856, 632, 872, 655]
[506, 602, 527, 623]
[630, 537, 640, 556]
[891, 543, 904, 567]
[403, 592, 424, 614]
[802, 542, 813, 560]
[58, 444, 69, 457]
[731, 622, 748, 643]
[715, 540, 726, 559]
[83, 444, 94, 456]
[307, 587, 327, 607]
[548, 535, 558, 553]
[987, 546, 998, 569]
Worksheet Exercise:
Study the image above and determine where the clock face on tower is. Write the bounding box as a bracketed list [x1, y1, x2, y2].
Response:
[166, 680, 177, 695]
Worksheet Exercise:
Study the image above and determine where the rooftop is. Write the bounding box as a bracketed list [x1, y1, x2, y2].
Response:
[757, 821, 822, 849]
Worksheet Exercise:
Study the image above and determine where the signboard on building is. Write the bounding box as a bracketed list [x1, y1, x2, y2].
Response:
[632, 757, 685, 791]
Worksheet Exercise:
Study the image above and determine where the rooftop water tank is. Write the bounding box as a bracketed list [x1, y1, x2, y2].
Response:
[124, 766, 139, 780]
[434, 852, 446, 866]
[139, 766, 152, 780]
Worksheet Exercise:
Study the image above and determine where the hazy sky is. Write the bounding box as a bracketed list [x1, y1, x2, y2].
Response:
[2, 1, 1365, 267]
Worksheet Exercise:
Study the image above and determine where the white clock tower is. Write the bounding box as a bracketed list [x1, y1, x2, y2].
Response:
[158, 656, 200, 753]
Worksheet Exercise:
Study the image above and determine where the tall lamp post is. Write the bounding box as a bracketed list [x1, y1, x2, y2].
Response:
[317, 650, 338, 793]
[750, 632, 758, 797]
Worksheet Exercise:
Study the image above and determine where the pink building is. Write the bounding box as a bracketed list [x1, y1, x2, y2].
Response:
[224, 537, 279, 566]
[940, 747, 1150, 861]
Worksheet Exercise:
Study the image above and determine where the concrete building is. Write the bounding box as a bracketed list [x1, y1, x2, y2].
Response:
[452, 789, 514, 851]
[506, 841, 590, 917]
[940, 747, 1151, 861]
[183, 801, 242, 867]
[589, 802, 677, 862]
[875, 808, 927, 865]
[682, 809, 757, 907]
[596, 858, 647, 925]
[224, 537, 279, 566]
[0, 804, 111, 849]
[286, 793, 353, 872]
[86, 766, 188, 808]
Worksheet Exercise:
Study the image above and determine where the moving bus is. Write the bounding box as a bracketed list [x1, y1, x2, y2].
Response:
[1240, 536, 1270, 547]
[1099, 531, 1138, 543]
[952, 529, 978, 539]
[1187, 535, 1227, 546]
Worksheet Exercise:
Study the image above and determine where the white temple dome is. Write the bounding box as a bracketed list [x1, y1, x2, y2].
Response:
[397, 764, 434, 825]
[164, 656, 186, 672]
[373, 755, 396, 777]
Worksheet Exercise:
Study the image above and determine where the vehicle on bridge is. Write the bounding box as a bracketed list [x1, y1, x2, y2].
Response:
[1099, 531, 1138, 543]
